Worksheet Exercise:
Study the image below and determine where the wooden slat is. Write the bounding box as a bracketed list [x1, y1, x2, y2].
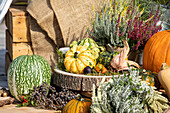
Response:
[5, 11, 12, 37]
[9, 6, 27, 16]
[6, 30, 33, 60]
[12, 16, 30, 42]
[12, 0, 28, 4]
[5, 6, 31, 42]
[5, 6, 27, 29]
[13, 43, 33, 60]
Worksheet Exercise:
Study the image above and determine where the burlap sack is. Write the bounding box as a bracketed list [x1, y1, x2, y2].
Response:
[27, 0, 108, 66]
[29, 16, 58, 66]
[27, 0, 64, 66]
[27, 0, 64, 47]
[50, 0, 107, 46]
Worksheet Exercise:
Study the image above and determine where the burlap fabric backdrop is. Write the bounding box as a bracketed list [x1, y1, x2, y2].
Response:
[27, 0, 108, 66]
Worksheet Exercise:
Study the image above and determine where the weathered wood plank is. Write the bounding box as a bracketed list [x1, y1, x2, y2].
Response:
[12, 0, 28, 4]
[12, 43, 33, 59]
[5, 6, 31, 43]
[9, 6, 27, 16]
[12, 16, 30, 42]
[6, 30, 13, 59]
[6, 30, 33, 60]
[52, 69, 113, 97]
[0, 97, 15, 107]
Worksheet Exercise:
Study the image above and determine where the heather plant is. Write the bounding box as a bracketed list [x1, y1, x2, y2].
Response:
[91, 68, 169, 113]
[136, 0, 170, 30]
[133, 0, 157, 20]
[88, 0, 163, 52]
[127, 6, 162, 51]
[87, 0, 144, 47]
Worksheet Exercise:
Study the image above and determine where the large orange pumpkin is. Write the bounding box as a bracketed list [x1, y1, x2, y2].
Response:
[143, 30, 170, 73]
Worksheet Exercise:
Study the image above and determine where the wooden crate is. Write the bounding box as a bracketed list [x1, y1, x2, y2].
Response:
[6, 30, 33, 60]
[5, 6, 31, 43]
[12, 0, 27, 3]
[5, 6, 34, 72]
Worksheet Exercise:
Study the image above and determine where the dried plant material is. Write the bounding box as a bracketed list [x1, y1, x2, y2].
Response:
[91, 68, 169, 113]
[110, 40, 140, 70]
[0, 97, 15, 107]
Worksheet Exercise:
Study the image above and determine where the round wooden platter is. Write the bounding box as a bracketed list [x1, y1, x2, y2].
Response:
[52, 66, 124, 93]
[52, 47, 124, 97]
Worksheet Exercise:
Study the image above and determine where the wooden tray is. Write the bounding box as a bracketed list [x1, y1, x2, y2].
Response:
[52, 47, 124, 97]
[53, 66, 116, 91]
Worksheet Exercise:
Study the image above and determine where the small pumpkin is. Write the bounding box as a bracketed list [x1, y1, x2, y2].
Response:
[97, 51, 119, 68]
[158, 63, 170, 100]
[140, 70, 159, 87]
[143, 30, 170, 73]
[64, 46, 97, 74]
[62, 95, 92, 113]
[95, 63, 107, 74]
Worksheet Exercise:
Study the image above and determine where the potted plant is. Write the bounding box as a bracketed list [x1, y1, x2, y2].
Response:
[127, 1, 163, 65]
[87, 0, 162, 66]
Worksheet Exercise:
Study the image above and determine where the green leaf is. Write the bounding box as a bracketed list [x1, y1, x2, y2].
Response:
[31, 100, 35, 106]
[17, 104, 22, 107]
[22, 102, 29, 106]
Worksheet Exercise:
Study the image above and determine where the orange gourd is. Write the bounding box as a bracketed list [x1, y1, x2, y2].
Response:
[140, 71, 159, 87]
[95, 63, 107, 74]
[62, 95, 91, 113]
[143, 30, 170, 73]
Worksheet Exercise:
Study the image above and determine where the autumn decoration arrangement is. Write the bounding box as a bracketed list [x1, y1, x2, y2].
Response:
[4, 0, 170, 112]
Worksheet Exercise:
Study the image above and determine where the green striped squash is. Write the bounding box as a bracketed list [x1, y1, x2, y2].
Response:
[7, 55, 52, 101]
[70, 38, 105, 59]
[77, 38, 98, 48]
[70, 38, 105, 51]
[70, 38, 98, 48]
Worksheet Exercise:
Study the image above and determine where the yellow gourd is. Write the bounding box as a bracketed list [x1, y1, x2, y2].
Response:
[158, 63, 170, 100]
[64, 46, 97, 74]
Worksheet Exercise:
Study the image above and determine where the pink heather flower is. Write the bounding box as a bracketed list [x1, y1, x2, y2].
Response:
[127, 5, 162, 51]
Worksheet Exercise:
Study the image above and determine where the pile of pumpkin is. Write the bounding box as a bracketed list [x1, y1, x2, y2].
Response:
[5, 30, 170, 112]
[62, 30, 170, 98]
[63, 37, 109, 75]
[59, 37, 141, 76]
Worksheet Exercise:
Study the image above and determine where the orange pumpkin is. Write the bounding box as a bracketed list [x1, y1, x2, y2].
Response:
[62, 95, 92, 113]
[95, 63, 107, 74]
[143, 30, 170, 73]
